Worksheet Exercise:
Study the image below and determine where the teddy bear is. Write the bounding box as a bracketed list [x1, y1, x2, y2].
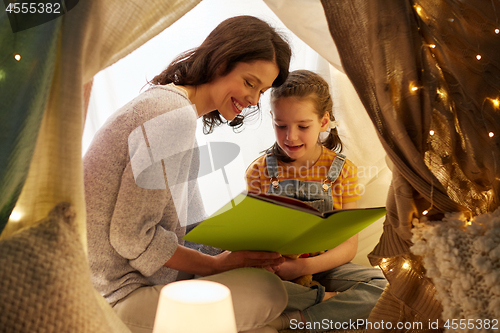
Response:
[283, 251, 325, 287]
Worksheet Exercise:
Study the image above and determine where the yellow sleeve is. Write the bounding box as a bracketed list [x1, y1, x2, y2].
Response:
[245, 157, 265, 195]
[341, 160, 361, 203]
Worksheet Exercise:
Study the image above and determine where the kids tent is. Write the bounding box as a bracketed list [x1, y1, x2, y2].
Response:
[1, 0, 499, 331]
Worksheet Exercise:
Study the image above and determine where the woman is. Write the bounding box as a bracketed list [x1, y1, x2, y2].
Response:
[84, 16, 291, 333]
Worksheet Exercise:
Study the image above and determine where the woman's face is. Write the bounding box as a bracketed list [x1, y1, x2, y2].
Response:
[207, 60, 279, 121]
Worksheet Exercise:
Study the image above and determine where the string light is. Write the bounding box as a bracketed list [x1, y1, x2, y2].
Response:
[378, 258, 388, 270]
[490, 98, 500, 108]
[422, 179, 434, 216]
[436, 88, 447, 101]
[414, 4, 423, 15]
[14, 53, 21, 61]
[410, 82, 420, 92]
[414, 3, 495, 251]
[9, 210, 22, 222]
[402, 262, 410, 269]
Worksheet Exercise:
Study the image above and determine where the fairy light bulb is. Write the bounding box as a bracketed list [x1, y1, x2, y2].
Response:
[489, 132, 494, 138]
[422, 210, 429, 215]
[437, 88, 447, 100]
[402, 262, 410, 269]
[379, 258, 388, 269]
[410, 82, 419, 92]
[430, 44, 436, 48]
[415, 5, 423, 15]
[429, 130, 435, 136]
[9, 210, 22, 221]
[495, 29, 500, 34]
[14, 54, 21, 61]
[476, 55, 482, 60]
[492, 99, 499, 108]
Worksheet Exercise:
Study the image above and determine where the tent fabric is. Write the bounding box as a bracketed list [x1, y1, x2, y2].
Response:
[0, 15, 61, 234]
[1, 1, 200, 331]
[320, 0, 500, 325]
[2, 0, 499, 328]
[0, 0, 201, 243]
[262, 0, 343, 73]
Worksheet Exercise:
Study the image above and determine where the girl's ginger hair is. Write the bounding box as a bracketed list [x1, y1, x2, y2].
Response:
[268, 69, 343, 162]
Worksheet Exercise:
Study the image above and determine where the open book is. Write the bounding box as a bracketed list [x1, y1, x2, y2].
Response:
[183, 192, 386, 255]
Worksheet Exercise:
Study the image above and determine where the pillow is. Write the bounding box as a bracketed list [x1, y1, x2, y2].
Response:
[411, 208, 500, 322]
[0, 202, 129, 333]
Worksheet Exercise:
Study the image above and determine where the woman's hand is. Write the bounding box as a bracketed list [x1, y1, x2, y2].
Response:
[165, 245, 285, 276]
[211, 250, 285, 275]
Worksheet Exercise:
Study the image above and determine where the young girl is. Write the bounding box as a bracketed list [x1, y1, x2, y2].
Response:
[246, 70, 387, 332]
[84, 16, 291, 333]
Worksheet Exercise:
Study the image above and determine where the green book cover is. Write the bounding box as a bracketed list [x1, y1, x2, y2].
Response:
[184, 192, 386, 255]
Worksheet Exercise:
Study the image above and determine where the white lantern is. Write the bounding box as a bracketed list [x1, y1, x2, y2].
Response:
[152, 280, 237, 333]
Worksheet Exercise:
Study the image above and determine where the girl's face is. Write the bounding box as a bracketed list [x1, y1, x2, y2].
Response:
[271, 96, 329, 165]
[207, 60, 279, 120]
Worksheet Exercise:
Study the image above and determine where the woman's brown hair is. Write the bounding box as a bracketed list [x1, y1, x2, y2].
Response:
[268, 69, 343, 162]
[150, 15, 291, 134]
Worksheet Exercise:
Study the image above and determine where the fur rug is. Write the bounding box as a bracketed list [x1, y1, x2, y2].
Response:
[411, 208, 500, 331]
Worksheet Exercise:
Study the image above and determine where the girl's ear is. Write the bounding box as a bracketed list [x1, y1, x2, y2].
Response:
[320, 113, 330, 132]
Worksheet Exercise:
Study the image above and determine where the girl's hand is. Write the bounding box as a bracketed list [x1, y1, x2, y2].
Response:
[211, 250, 285, 275]
[273, 257, 306, 281]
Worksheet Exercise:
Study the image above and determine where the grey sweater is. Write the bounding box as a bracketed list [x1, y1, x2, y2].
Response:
[84, 85, 205, 303]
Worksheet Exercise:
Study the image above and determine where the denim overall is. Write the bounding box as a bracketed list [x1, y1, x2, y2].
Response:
[266, 150, 387, 331]
[265, 150, 346, 214]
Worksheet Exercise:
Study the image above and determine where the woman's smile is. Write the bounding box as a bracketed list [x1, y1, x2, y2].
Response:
[231, 97, 245, 114]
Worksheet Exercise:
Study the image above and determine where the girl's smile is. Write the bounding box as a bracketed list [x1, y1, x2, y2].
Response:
[284, 143, 304, 151]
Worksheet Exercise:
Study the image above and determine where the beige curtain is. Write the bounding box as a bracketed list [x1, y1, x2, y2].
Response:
[1, 1, 200, 331]
[320, 0, 500, 328]
[1, 0, 201, 243]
